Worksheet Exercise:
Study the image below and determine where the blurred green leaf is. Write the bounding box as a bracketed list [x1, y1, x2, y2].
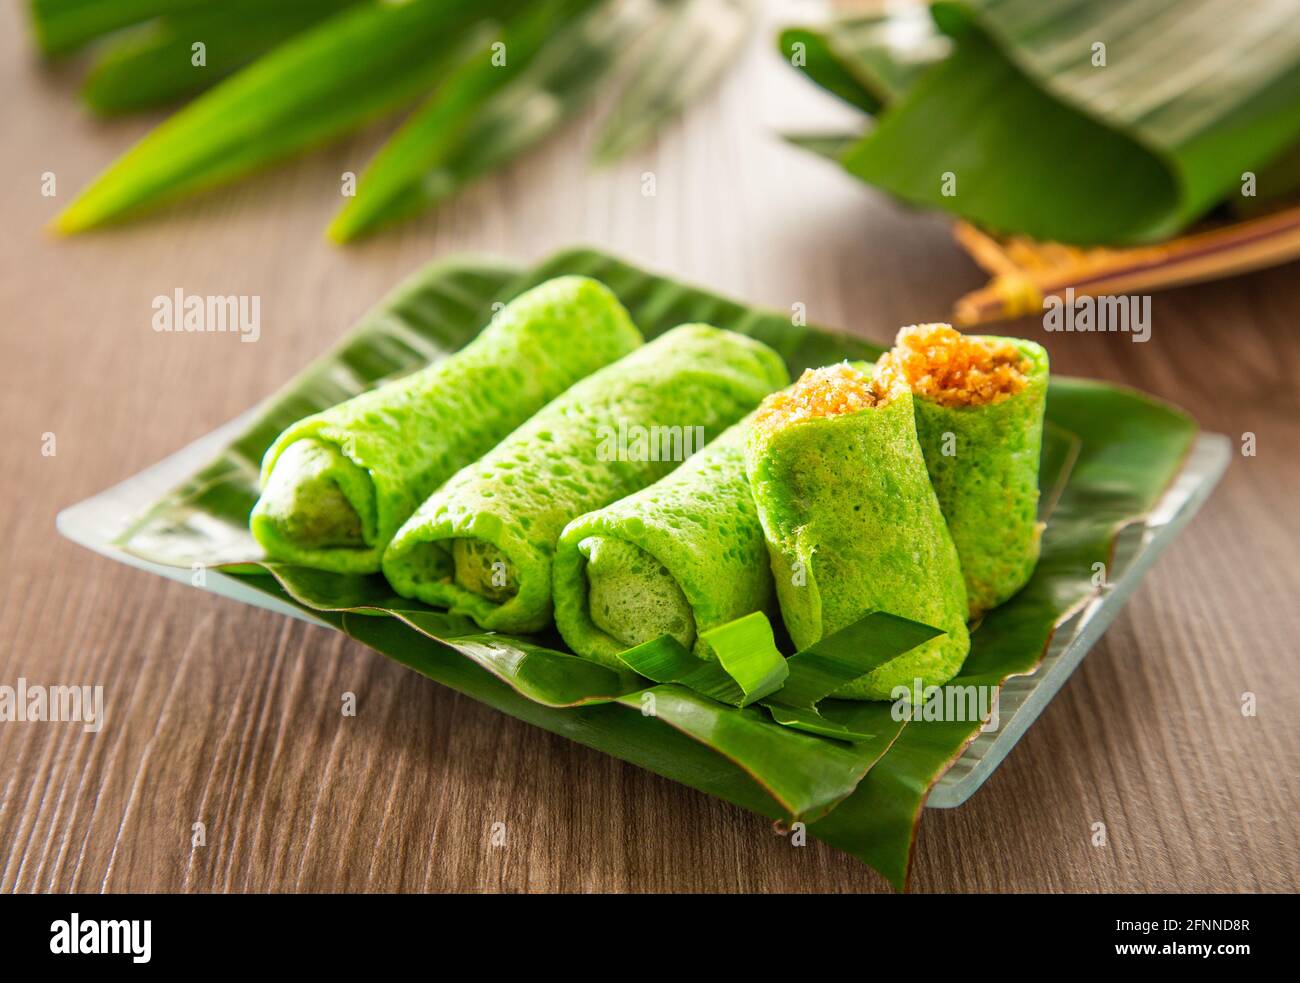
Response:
[591, 0, 756, 165]
[328, 0, 628, 242]
[778, 6, 948, 115]
[53, 0, 523, 234]
[785, 0, 1300, 245]
[81, 0, 361, 115]
[29, 0, 211, 56]
[39, 0, 752, 238]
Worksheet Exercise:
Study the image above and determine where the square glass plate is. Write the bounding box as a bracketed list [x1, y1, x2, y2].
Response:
[57, 414, 1230, 808]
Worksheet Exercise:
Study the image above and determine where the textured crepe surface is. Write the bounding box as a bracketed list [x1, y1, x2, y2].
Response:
[383, 324, 790, 633]
[250, 276, 641, 572]
[553, 417, 778, 669]
[912, 339, 1048, 614]
[580, 538, 697, 652]
[746, 392, 970, 700]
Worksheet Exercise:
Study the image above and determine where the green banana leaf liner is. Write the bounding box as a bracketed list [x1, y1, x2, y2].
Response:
[115, 247, 1198, 889]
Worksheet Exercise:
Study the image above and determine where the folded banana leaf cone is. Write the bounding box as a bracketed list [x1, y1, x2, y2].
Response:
[783, 0, 1300, 323]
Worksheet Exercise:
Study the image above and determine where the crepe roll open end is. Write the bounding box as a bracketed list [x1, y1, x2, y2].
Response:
[452, 539, 519, 603]
[875, 323, 1048, 615]
[251, 439, 377, 555]
[745, 361, 970, 701]
[873, 323, 1032, 407]
[580, 537, 696, 651]
[552, 418, 776, 670]
[752, 360, 898, 433]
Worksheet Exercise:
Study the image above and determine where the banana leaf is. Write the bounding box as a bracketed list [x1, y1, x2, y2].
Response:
[778, 6, 949, 114]
[80, 0, 362, 115]
[784, 0, 1300, 245]
[109, 247, 1200, 888]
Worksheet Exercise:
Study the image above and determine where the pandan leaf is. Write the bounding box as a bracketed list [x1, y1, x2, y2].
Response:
[616, 608, 944, 737]
[759, 612, 944, 741]
[700, 612, 787, 704]
[81, 0, 362, 115]
[328, 0, 633, 242]
[613, 613, 786, 708]
[774, 612, 945, 709]
[52, 0, 524, 234]
[28, 0, 212, 56]
[617, 635, 754, 705]
[591, 0, 756, 165]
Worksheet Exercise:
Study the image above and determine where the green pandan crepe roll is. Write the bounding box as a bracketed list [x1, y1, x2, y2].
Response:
[383, 325, 789, 634]
[552, 417, 775, 668]
[875, 324, 1048, 615]
[552, 364, 874, 667]
[251, 276, 641, 573]
[744, 362, 970, 701]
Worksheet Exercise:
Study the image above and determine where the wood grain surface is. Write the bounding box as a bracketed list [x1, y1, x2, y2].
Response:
[1, 2, 1297, 893]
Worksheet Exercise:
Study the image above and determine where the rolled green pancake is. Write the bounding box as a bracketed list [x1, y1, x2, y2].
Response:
[552, 417, 775, 669]
[251, 276, 641, 573]
[382, 324, 789, 634]
[744, 362, 970, 701]
[875, 324, 1048, 615]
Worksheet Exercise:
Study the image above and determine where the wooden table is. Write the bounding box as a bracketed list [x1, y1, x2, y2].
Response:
[2, 3, 1296, 893]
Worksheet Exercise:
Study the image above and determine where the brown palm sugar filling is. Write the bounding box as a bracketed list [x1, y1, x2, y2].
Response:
[875, 323, 1030, 408]
[753, 362, 898, 433]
